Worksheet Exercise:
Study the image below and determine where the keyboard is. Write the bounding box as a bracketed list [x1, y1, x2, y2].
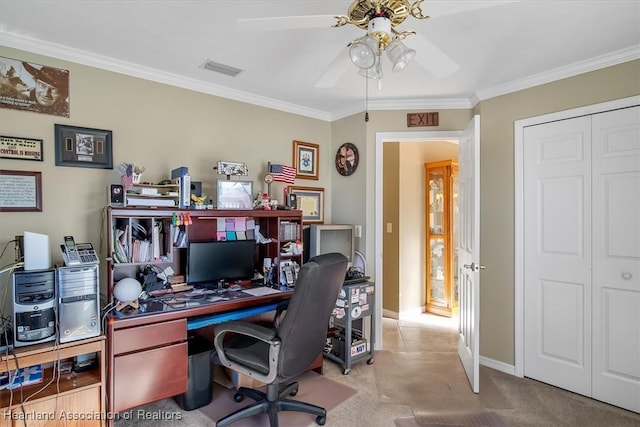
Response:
[343, 276, 370, 285]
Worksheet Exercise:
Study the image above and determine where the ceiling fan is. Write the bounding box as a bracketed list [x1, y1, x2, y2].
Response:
[238, 0, 462, 87]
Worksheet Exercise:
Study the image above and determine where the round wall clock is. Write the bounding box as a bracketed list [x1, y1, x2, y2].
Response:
[335, 142, 359, 176]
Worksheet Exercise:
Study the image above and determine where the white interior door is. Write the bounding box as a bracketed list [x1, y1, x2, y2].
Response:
[523, 115, 593, 395]
[457, 115, 481, 393]
[591, 106, 640, 412]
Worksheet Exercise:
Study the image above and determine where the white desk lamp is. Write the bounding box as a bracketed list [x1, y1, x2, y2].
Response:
[114, 277, 142, 311]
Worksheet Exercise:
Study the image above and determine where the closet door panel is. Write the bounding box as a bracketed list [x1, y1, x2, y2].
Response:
[523, 116, 592, 395]
[592, 106, 640, 412]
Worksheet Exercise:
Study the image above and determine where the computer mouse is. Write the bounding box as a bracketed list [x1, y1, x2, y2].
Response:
[228, 284, 243, 291]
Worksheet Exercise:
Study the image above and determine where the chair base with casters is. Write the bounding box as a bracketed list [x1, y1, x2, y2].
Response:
[217, 380, 326, 427]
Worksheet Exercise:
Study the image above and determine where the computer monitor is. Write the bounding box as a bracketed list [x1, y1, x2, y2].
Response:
[307, 224, 355, 267]
[186, 240, 255, 287]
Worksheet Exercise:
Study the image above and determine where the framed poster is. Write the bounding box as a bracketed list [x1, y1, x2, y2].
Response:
[54, 124, 113, 169]
[0, 135, 43, 161]
[0, 56, 70, 117]
[293, 140, 319, 180]
[288, 186, 324, 223]
[0, 170, 42, 212]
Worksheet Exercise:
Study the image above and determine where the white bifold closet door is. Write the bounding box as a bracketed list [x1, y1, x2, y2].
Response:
[523, 106, 639, 413]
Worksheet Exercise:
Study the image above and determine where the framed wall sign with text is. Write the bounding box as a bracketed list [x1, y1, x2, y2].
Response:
[288, 186, 324, 224]
[0, 170, 42, 212]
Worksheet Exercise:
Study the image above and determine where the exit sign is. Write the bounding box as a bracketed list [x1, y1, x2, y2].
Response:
[407, 112, 439, 127]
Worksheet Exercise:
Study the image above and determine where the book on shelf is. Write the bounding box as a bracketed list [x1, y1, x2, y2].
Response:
[113, 226, 129, 263]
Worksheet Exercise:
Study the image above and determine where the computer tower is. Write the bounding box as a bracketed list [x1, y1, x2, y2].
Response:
[12, 268, 57, 347]
[57, 265, 100, 343]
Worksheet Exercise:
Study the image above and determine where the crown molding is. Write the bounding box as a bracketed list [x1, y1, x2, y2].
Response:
[0, 31, 333, 122]
[2, 31, 637, 122]
[474, 45, 640, 102]
[330, 97, 474, 121]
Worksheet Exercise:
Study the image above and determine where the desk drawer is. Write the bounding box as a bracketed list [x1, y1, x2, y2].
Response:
[113, 341, 187, 412]
[112, 319, 186, 354]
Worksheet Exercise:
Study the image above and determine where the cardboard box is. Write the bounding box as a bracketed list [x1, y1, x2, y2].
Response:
[221, 367, 265, 390]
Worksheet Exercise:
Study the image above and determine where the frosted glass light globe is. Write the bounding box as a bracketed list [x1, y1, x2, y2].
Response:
[114, 278, 142, 302]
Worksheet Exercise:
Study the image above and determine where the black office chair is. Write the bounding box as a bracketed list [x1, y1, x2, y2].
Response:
[212, 253, 348, 427]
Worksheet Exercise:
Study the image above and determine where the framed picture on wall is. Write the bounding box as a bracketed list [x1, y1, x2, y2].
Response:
[0, 56, 70, 117]
[54, 124, 113, 169]
[0, 170, 42, 212]
[293, 140, 319, 180]
[287, 186, 324, 223]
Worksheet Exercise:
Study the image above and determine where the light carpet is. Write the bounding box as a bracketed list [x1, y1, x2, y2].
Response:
[198, 370, 358, 426]
[394, 411, 508, 427]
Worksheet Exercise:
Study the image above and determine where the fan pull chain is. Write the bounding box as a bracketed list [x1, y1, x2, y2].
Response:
[365, 71, 369, 122]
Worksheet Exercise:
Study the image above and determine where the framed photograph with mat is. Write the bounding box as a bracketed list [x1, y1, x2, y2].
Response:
[287, 186, 324, 223]
[54, 124, 113, 169]
[293, 140, 319, 180]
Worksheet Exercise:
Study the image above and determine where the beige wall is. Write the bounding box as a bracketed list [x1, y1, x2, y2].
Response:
[2, 43, 638, 368]
[0, 46, 332, 288]
[382, 142, 400, 312]
[330, 114, 367, 255]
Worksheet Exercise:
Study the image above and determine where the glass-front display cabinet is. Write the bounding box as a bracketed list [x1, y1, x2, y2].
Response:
[425, 160, 459, 317]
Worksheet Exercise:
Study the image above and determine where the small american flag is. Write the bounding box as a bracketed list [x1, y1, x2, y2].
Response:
[269, 164, 295, 184]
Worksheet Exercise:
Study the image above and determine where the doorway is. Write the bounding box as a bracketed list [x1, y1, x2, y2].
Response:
[373, 130, 463, 346]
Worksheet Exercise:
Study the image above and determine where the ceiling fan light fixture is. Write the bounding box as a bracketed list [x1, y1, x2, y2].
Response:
[358, 55, 383, 80]
[349, 35, 379, 69]
[386, 39, 416, 72]
[368, 16, 392, 46]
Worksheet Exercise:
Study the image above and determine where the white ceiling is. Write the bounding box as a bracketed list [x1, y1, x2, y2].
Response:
[1, 1, 638, 121]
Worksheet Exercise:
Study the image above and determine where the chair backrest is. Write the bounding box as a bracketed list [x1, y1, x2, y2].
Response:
[277, 252, 348, 379]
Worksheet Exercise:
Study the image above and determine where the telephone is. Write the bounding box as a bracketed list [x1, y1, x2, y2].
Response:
[279, 260, 299, 286]
[60, 236, 99, 266]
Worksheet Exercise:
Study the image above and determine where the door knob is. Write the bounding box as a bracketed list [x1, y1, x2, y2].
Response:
[463, 262, 485, 271]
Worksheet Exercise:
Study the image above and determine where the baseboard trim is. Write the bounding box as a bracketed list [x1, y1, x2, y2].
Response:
[382, 309, 399, 319]
[480, 356, 517, 376]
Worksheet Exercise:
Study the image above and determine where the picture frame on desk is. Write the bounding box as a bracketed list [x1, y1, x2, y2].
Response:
[287, 186, 324, 224]
[217, 180, 253, 210]
[54, 124, 113, 169]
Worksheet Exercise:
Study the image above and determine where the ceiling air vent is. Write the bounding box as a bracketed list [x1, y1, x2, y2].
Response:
[200, 59, 243, 77]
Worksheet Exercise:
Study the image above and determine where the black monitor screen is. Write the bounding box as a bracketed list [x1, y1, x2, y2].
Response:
[186, 240, 255, 286]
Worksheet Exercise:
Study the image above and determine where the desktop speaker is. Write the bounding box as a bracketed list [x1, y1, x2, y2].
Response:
[109, 184, 125, 206]
[190, 181, 202, 197]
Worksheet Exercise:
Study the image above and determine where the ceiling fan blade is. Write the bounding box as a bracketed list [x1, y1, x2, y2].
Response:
[237, 15, 338, 31]
[426, 0, 520, 18]
[405, 34, 460, 78]
[314, 46, 352, 88]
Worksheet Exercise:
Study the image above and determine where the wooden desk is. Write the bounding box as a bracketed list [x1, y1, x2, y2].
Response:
[106, 289, 294, 416]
